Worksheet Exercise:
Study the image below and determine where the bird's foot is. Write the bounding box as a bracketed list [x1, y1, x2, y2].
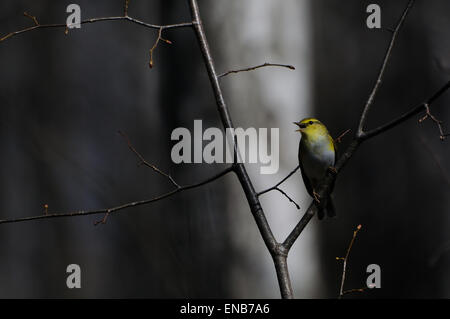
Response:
[313, 190, 321, 203]
[328, 166, 337, 175]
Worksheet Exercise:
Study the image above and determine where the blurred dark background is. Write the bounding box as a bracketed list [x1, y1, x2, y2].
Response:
[0, 0, 448, 298]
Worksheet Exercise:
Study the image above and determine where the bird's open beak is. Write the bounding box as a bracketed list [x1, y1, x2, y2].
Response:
[293, 121, 304, 132]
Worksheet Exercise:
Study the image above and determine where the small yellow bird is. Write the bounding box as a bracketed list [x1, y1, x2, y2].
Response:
[294, 118, 336, 220]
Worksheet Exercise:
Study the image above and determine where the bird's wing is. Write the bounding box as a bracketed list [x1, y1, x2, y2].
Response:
[298, 142, 313, 197]
[330, 134, 337, 164]
[328, 134, 337, 193]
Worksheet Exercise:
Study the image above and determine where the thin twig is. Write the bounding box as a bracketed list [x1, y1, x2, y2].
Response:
[94, 211, 110, 226]
[342, 288, 367, 296]
[23, 12, 39, 26]
[419, 103, 447, 140]
[93, 129, 183, 226]
[218, 62, 295, 78]
[0, 15, 192, 42]
[118, 131, 180, 188]
[257, 165, 300, 209]
[362, 81, 450, 140]
[124, 0, 130, 17]
[0, 167, 233, 226]
[275, 188, 300, 210]
[335, 129, 351, 144]
[357, 0, 415, 136]
[258, 165, 300, 196]
[149, 27, 172, 68]
[337, 224, 362, 299]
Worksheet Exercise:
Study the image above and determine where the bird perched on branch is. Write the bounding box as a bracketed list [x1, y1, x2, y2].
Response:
[294, 118, 336, 220]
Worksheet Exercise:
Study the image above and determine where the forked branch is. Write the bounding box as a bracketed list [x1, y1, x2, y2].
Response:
[258, 165, 300, 209]
[357, 0, 415, 136]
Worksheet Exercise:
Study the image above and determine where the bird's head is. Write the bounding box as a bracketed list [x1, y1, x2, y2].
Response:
[293, 118, 329, 140]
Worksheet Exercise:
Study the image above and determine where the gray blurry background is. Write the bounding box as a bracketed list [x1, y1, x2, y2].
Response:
[0, 0, 449, 298]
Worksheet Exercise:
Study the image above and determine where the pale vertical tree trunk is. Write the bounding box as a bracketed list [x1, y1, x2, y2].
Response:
[208, 0, 322, 298]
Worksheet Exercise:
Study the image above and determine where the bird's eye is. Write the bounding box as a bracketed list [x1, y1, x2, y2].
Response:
[309, 121, 314, 125]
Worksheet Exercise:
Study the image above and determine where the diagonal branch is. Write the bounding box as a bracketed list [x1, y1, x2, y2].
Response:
[118, 131, 180, 188]
[357, 0, 415, 136]
[273, 188, 300, 210]
[88, 129, 183, 225]
[0, 166, 233, 226]
[361, 80, 450, 140]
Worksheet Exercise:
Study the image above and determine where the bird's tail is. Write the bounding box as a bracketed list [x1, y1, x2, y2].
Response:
[317, 196, 336, 220]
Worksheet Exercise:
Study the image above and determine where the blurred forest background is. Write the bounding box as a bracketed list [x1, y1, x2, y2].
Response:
[0, 0, 449, 298]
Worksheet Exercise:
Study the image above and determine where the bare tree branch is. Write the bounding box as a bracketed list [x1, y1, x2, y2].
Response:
[361, 80, 450, 140]
[257, 165, 300, 209]
[124, 0, 130, 17]
[335, 129, 351, 144]
[0, 166, 233, 226]
[0, 13, 192, 43]
[23, 12, 39, 26]
[258, 165, 300, 196]
[149, 27, 173, 68]
[337, 224, 365, 299]
[357, 0, 415, 136]
[0, 123, 233, 226]
[218, 62, 295, 78]
[118, 131, 180, 188]
[419, 103, 448, 140]
[274, 188, 300, 210]
[342, 288, 366, 296]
